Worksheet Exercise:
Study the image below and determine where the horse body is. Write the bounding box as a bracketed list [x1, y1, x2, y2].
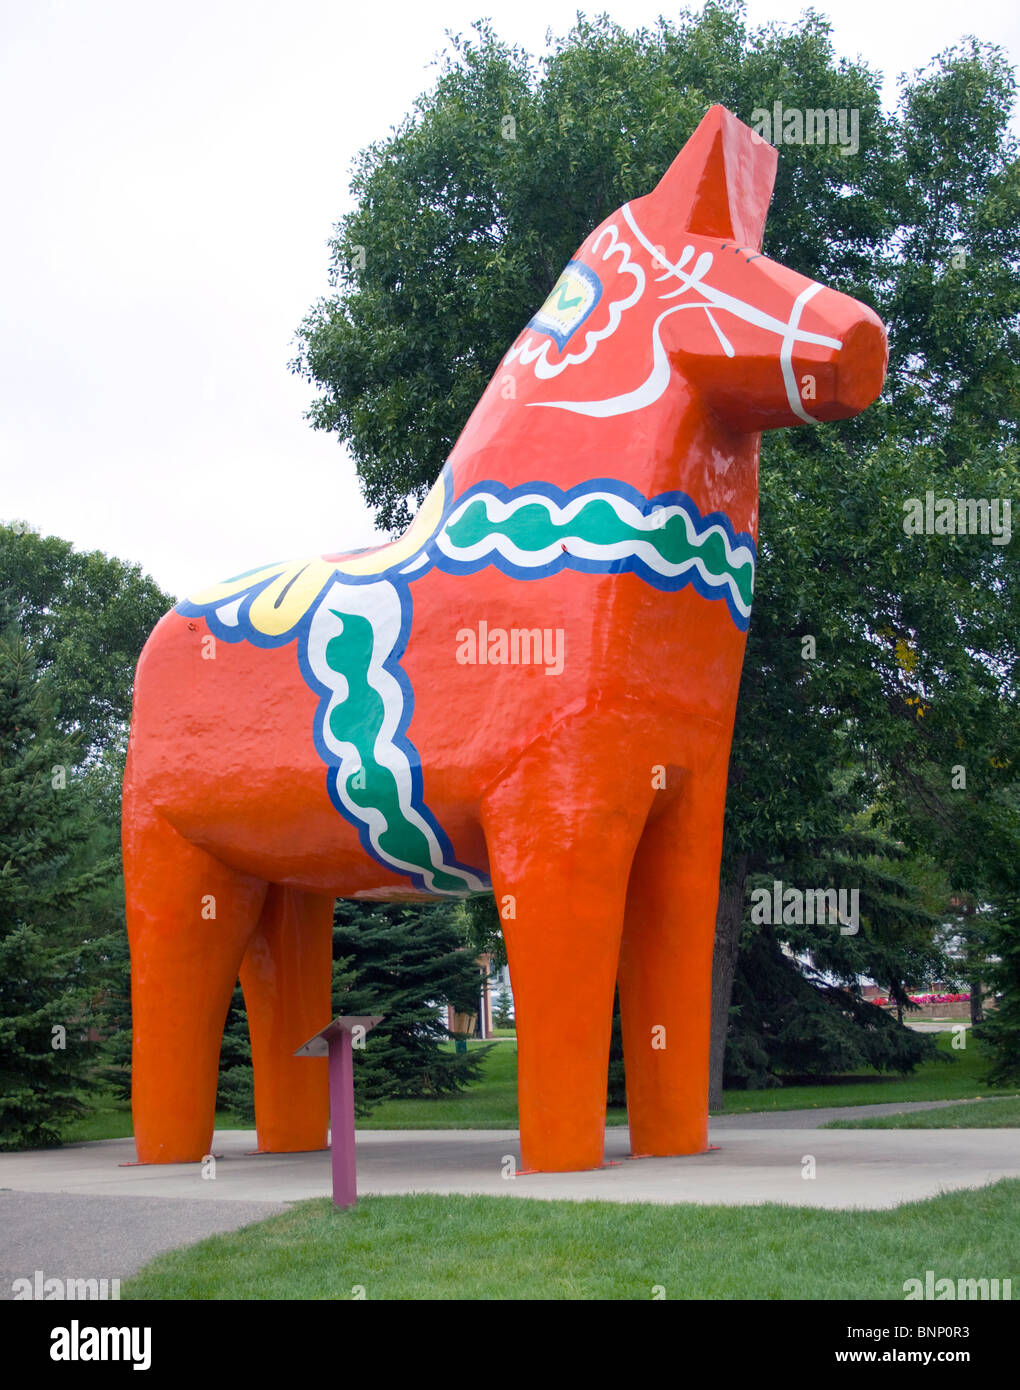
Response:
[124, 106, 886, 1170]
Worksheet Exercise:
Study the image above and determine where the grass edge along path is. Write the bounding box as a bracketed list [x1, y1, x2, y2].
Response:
[824, 1096, 1020, 1129]
[122, 1179, 1020, 1301]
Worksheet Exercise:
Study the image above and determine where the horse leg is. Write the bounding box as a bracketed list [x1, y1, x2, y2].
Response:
[239, 884, 334, 1153]
[616, 748, 731, 1156]
[481, 717, 654, 1173]
[125, 806, 268, 1163]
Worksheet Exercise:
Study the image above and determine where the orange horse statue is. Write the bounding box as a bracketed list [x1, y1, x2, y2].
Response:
[124, 106, 887, 1172]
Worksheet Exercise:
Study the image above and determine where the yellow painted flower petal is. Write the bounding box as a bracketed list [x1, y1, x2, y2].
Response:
[244, 558, 339, 637]
[187, 562, 292, 610]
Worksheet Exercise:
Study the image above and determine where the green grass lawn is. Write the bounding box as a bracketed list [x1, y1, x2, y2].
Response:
[355, 1039, 608, 1128]
[60, 1103, 241, 1144]
[60, 1033, 1012, 1143]
[825, 1096, 1020, 1129]
[722, 1033, 1016, 1114]
[363, 1033, 1016, 1125]
[122, 1179, 1020, 1300]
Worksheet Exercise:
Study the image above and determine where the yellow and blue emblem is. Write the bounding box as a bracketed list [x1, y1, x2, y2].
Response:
[528, 261, 602, 350]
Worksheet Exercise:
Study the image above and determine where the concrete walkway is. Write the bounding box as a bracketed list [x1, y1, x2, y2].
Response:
[0, 1191, 287, 1299]
[3, 1107, 1018, 1295]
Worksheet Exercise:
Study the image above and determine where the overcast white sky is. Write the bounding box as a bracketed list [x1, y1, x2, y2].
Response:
[2, 0, 1018, 599]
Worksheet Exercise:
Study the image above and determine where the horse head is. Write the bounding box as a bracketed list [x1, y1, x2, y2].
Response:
[501, 104, 887, 434]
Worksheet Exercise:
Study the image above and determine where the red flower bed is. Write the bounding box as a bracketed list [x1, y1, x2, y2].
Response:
[870, 993, 970, 1007]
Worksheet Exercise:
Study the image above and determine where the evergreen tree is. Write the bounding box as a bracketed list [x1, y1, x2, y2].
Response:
[212, 898, 492, 1121]
[977, 894, 1020, 1086]
[725, 815, 949, 1086]
[214, 984, 256, 1122]
[0, 611, 111, 1147]
[0, 524, 173, 1120]
[970, 792, 1020, 1084]
[607, 990, 626, 1108]
[96, 926, 132, 1100]
[332, 899, 491, 1115]
[492, 985, 514, 1028]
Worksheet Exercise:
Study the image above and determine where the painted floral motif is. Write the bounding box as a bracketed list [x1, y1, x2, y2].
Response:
[526, 261, 603, 350]
[531, 202, 843, 420]
[503, 222, 645, 380]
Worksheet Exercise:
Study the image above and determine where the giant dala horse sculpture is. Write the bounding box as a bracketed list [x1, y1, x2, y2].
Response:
[124, 106, 887, 1173]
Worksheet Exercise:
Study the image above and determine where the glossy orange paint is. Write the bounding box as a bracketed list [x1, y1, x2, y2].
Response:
[124, 107, 888, 1171]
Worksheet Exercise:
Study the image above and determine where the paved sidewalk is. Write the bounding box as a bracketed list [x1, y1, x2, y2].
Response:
[0, 1192, 285, 1299]
[3, 1115, 1017, 1209]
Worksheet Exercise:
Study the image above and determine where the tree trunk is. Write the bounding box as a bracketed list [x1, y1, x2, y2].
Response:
[970, 982, 984, 1026]
[963, 899, 984, 1025]
[708, 854, 749, 1112]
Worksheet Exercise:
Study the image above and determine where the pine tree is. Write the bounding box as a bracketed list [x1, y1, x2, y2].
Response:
[492, 985, 513, 1028]
[96, 925, 132, 1099]
[332, 899, 491, 1115]
[215, 984, 255, 1122]
[976, 894, 1020, 1085]
[724, 820, 946, 1088]
[0, 612, 108, 1147]
[213, 898, 492, 1121]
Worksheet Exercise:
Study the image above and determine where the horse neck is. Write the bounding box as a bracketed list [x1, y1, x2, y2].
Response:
[443, 368, 761, 539]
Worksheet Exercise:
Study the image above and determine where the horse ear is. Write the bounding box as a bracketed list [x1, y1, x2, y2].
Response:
[652, 105, 777, 252]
